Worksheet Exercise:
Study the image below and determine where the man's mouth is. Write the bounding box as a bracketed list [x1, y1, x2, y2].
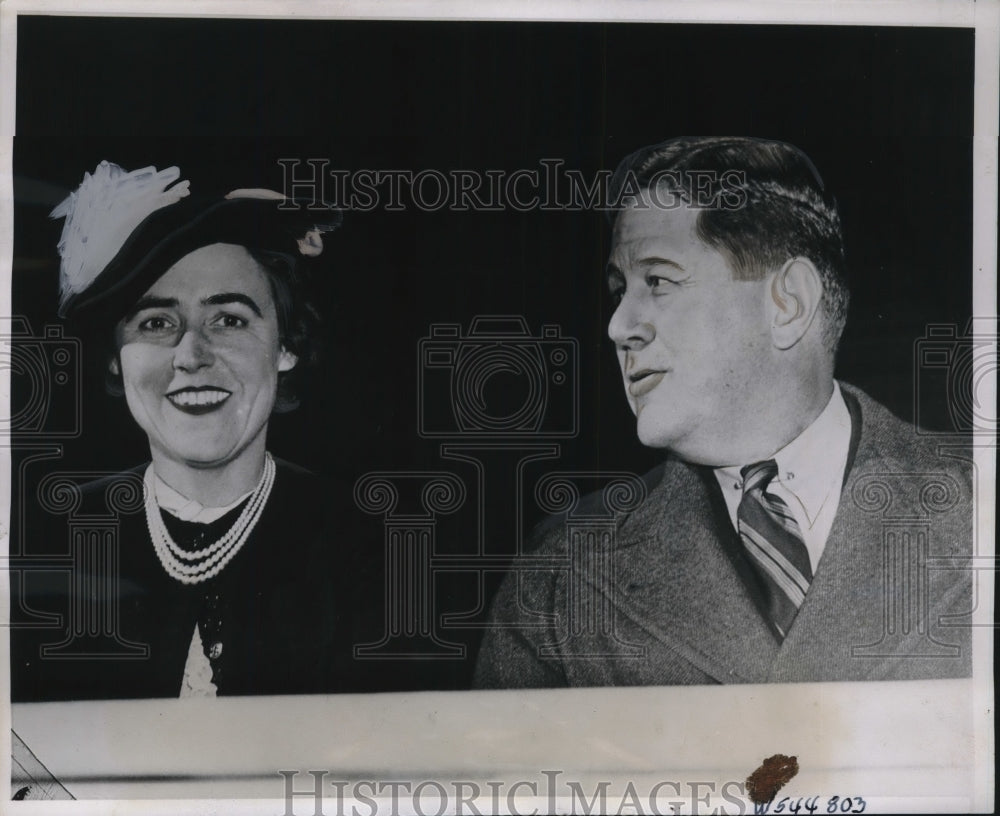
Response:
[166, 387, 232, 414]
[627, 369, 666, 398]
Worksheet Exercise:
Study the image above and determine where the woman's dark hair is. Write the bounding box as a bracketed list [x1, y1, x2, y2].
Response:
[103, 245, 321, 412]
[247, 247, 322, 412]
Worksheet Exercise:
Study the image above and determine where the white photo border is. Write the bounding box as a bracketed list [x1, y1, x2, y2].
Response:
[1, 1, 995, 814]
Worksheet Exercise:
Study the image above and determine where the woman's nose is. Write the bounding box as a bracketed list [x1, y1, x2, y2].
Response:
[172, 327, 215, 371]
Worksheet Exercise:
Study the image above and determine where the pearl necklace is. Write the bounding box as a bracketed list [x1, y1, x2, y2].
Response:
[144, 454, 276, 585]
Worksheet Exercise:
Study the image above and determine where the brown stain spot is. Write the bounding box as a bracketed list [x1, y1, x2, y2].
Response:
[745, 753, 799, 804]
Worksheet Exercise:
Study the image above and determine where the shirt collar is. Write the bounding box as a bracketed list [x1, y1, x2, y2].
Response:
[716, 382, 852, 525]
[151, 470, 254, 524]
[771, 382, 852, 524]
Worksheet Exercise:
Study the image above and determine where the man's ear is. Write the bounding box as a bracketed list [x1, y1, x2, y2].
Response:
[769, 257, 823, 350]
[278, 347, 298, 373]
[108, 357, 120, 377]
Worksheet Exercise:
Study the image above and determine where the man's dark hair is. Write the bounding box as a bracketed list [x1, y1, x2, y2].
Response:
[608, 136, 849, 351]
[104, 248, 321, 413]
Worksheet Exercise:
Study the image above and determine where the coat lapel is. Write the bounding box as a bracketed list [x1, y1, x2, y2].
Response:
[766, 467, 886, 680]
[576, 383, 969, 686]
[766, 384, 962, 681]
[608, 460, 779, 683]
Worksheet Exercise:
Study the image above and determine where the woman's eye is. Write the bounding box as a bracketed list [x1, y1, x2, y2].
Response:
[137, 315, 175, 332]
[211, 313, 249, 329]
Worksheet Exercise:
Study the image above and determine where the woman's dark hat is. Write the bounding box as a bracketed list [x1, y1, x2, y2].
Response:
[51, 161, 341, 320]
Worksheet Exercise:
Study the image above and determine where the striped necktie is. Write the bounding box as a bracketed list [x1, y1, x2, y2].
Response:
[737, 460, 813, 640]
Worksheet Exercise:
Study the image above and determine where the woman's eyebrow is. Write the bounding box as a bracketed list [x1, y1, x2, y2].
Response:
[123, 296, 178, 322]
[203, 293, 263, 317]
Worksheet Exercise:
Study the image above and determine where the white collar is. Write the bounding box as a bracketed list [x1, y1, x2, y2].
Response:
[151, 471, 255, 524]
[716, 382, 852, 525]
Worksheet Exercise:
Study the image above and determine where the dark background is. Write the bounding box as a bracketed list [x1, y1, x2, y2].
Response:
[10, 16, 976, 690]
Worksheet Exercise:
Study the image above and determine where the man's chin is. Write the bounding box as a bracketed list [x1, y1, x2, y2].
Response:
[634, 415, 708, 460]
[634, 418, 677, 452]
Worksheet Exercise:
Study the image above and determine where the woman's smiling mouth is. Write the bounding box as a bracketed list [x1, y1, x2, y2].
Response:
[166, 387, 232, 414]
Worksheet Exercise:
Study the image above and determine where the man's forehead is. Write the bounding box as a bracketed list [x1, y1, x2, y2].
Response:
[611, 196, 700, 252]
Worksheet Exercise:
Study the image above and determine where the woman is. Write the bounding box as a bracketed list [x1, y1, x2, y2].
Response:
[13, 161, 362, 699]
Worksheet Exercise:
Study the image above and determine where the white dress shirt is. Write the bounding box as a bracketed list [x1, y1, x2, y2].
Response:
[713, 382, 852, 575]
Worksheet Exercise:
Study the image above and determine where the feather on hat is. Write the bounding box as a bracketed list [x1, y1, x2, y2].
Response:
[52, 162, 190, 313]
[51, 161, 341, 319]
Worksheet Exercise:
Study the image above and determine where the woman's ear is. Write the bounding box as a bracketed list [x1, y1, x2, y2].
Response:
[104, 353, 126, 398]
[278, 347, 298, 373]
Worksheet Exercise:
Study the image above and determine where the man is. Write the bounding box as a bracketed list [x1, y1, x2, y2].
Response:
[475, 137, 973, 687]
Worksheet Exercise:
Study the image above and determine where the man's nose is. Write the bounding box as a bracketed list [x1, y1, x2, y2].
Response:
[607, 294, 654, 350]
[172, 327, 215, 371]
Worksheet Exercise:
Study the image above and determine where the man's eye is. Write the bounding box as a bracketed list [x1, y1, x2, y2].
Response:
[647, 274, 680, 291]
[609, 287, 624, 307]
[211, 313, 249, 329]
